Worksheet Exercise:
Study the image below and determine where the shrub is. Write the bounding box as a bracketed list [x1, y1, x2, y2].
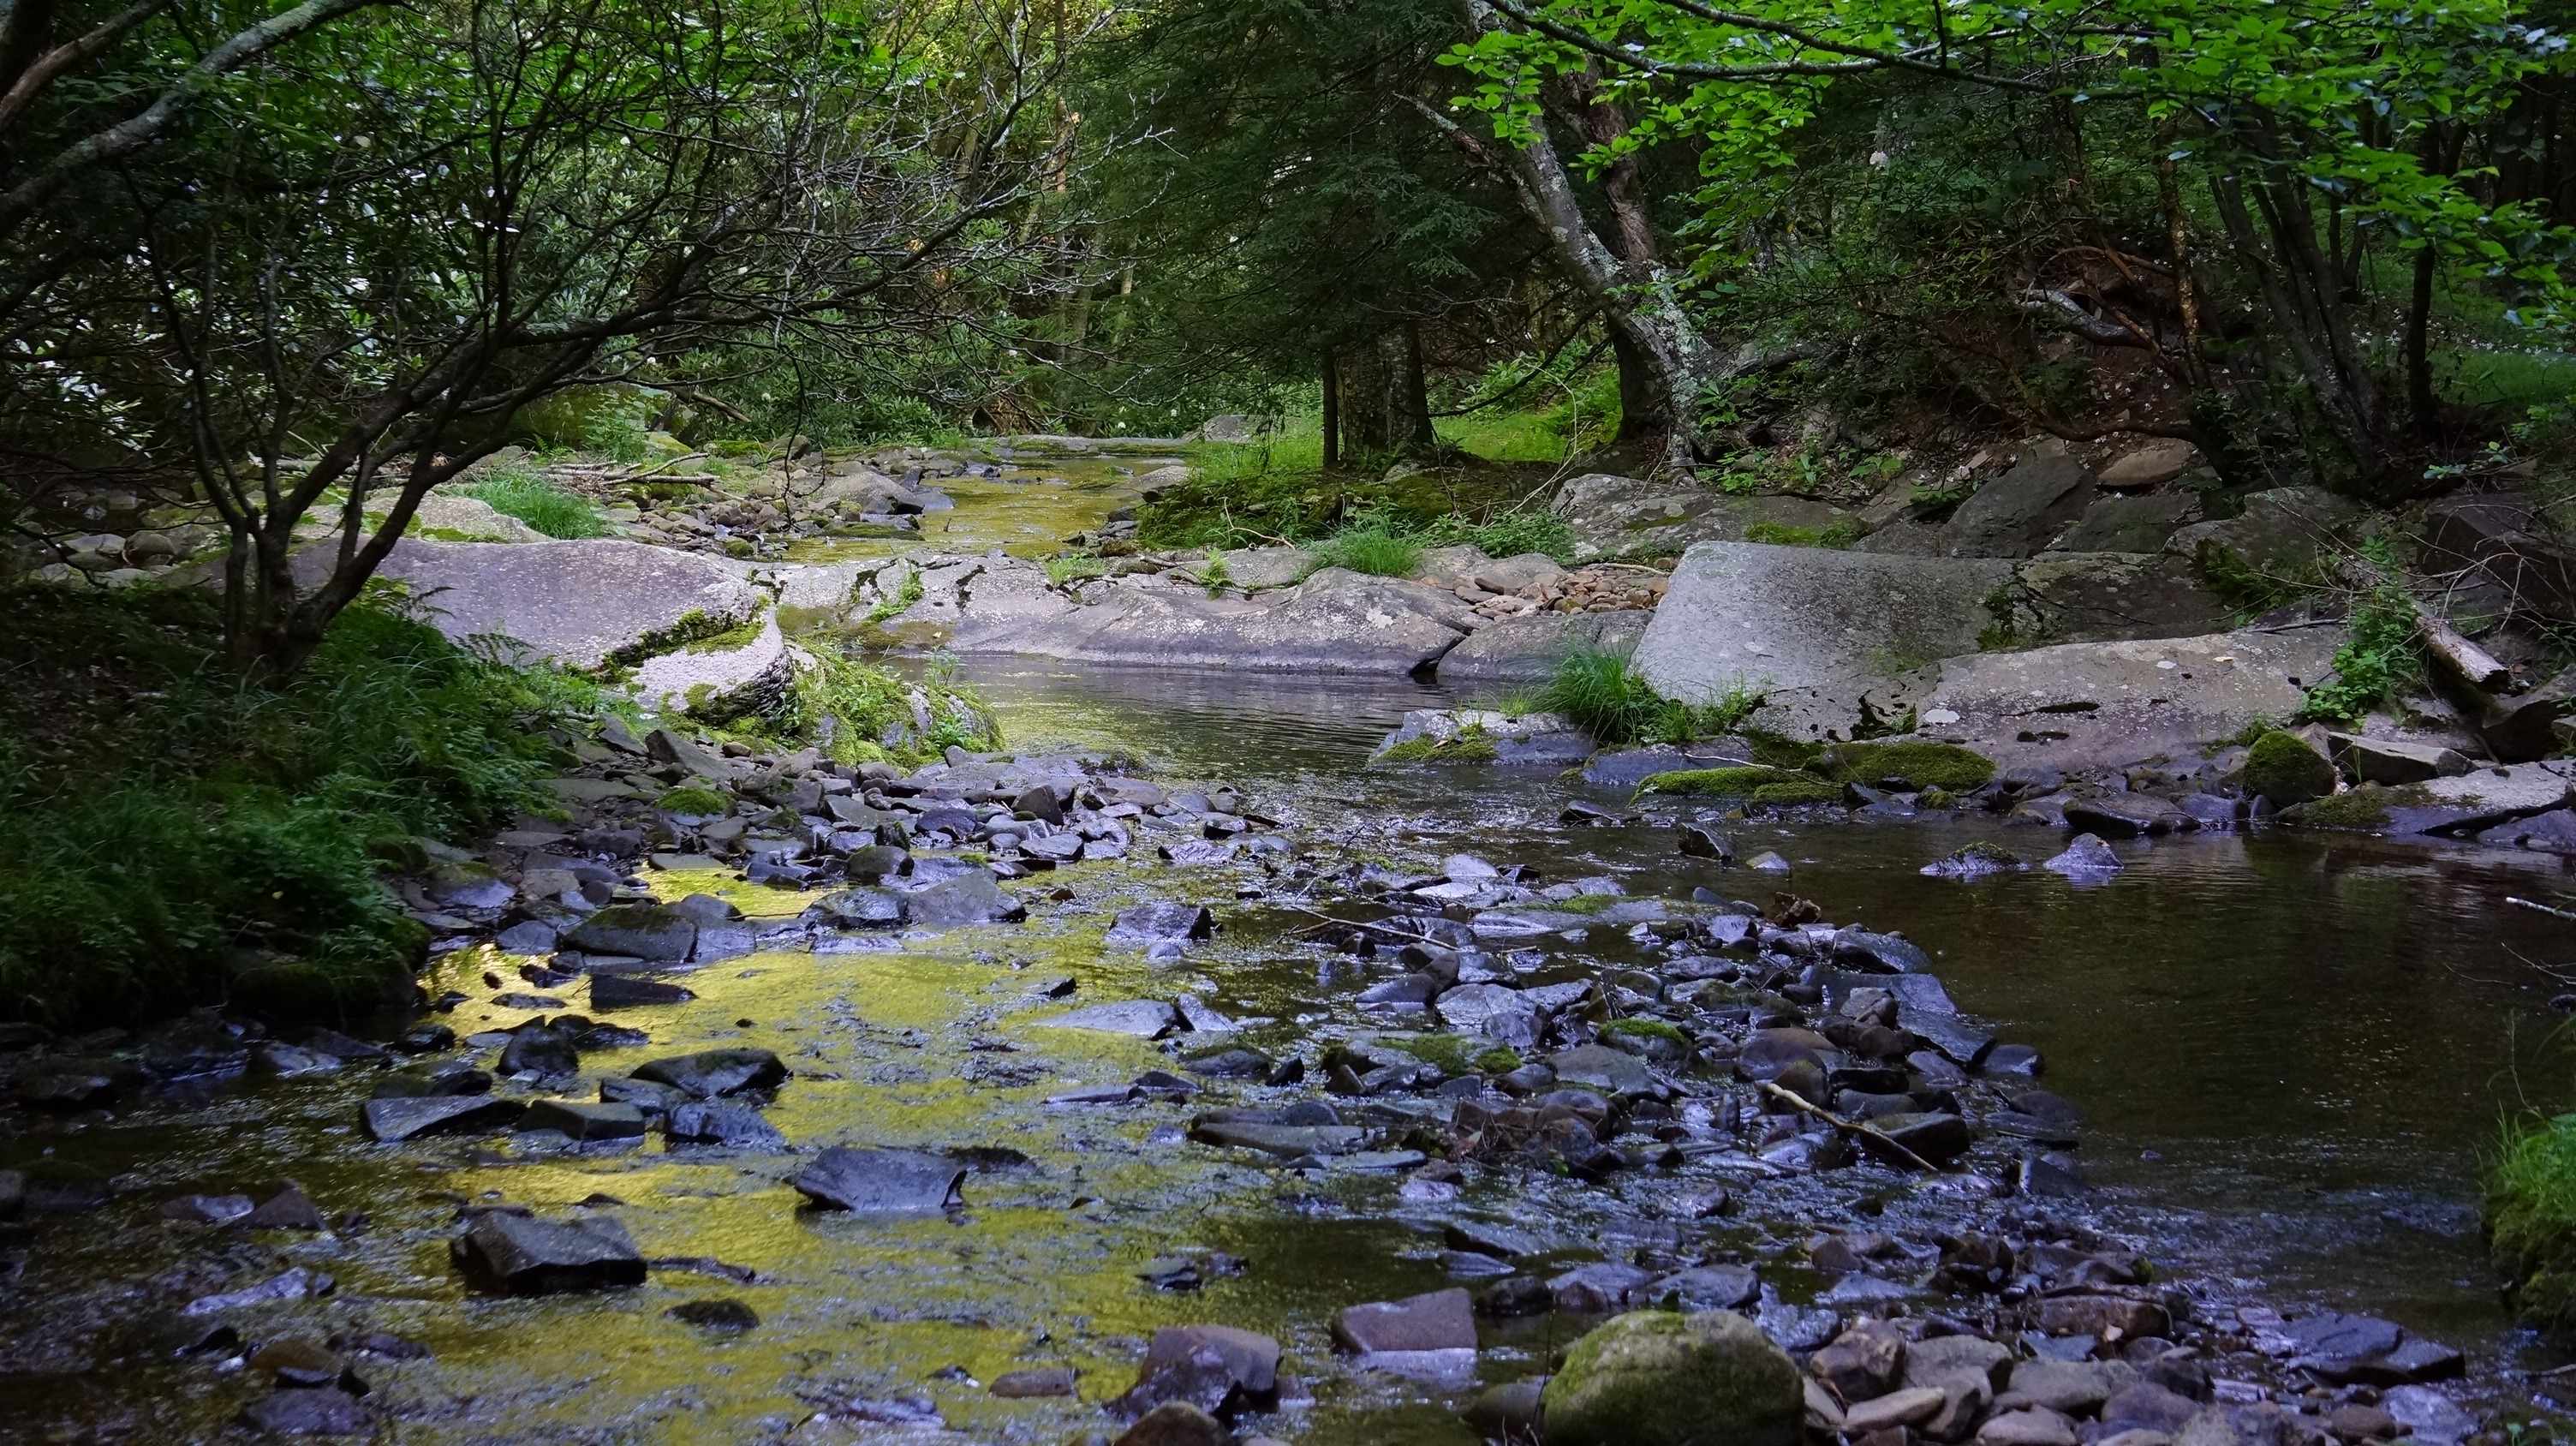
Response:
[1420, 509, 1577, 563]
[0, 585, 584, 1026]
[1309, 523, 1423, 577]
[1542, 644, 1690, 747]
[2296, 590, 2420, 726]
[2490, 1112, 2576, 1334]
[460, 470, 605, 539]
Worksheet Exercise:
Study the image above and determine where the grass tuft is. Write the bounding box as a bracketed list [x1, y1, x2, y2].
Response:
[1308, 523, 1423, 578]
[460, 469, 605, 539]
[2489, 1112, 2576, 1333]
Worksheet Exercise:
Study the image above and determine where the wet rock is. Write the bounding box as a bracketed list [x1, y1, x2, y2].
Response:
[1115, 1324, 1281, 1420]
[1849, 1385, 1950, 1434]
[2381, 1386, 2478, 1446]
[1980, 1407, 2082, 1446]
[1551, 1043, 1660, 1095]
[451, 1210, 645, 1294]
[520, 1100, 647, 1142]
[1187, 1118, 1367, 1156]
[1552, 1262, 1657, 1314]
[2282, 1312, 2461, 1384]
[1178, 1045, 1274, 1079]
[252, 1042, 340, 1077]
[562, 904, 697, 961]
[1037, 1000, 1180, 1037]
[2244, 730, 2336, 806]
[667, 1299, 760, 1331]
[1334, 1288, 1476, 1353]
[2329, 733, 2469, 785]
[1108, 902, 1215, 944]
[787, 1146, 965, 1211]
[1738, 1028, 1831, 1081]
[1436, 983, 1541, 1049]
[362, 1094, 527, 1141]
[1649, 1264, 1761, 1311]
[1679, 822, 1735, 860]
[631, 1048, 788, 1098]
[1868, 1111, 1974, 1167]
[1463, 1377, 1547, 1442]
[2042, 834, 2121, 877]
[245, 1186, 328, 1231]
[15, 1070, 116, 1108]
[1446, 1220, 1545, 1258]
[1541, 1308, 1804, 1446]
[2034, 1294, 2168, 1339]
[183, 1265, 335, 1316]
[2006, 1358, 2138, 1413]
[807, 886, 906, 928]
[495, 920, 559, 954]
[1810, 1319, 1908, 1401]
[1114, 1401, 1227, 1446]
[160, 1193, 257, 1226]
[1834, 928, 1932, 973]
[498, 1022, 581, 1076]
[1921, 843, 2026, 878]
[1984, 1043, 2045, 1076]
[665, 1102, 788, 1149]
[589, 976, 695, 1009]
[2066, 795, 2191, 838]
[906, 869, 1026, 926]
[2105, 1383, 2206, 1435]
[238, 1389, 371, 1436]
[990, 1366, 1079, 1398]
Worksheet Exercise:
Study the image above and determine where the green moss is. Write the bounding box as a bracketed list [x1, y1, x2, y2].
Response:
[1474, 1046, 1524, 1073]
[865, 566, 924, 624]
[1742, 519, 1862, 549]
[1817, 740, 1995, 791]
[2244, 729, 2336, 805]
[1744, 732, 1825, 771]
[2279, 784, 2393, 829]
[1540, 1309, 1803, 1446]
[2490, 1113, 2576, 1335]
[1377, 728, 1498, 764]
[595, 606, 764, 673]
[1555, 892, 1625, 915]
[1603, 1017, 1688, 1045]
[658, 786, 730, 817]
[1637, 767, 1791, 797]
[1750, 780, 1846, 805]
[1387, 1034, 1479, 1074]
[689, 644, 998, 768]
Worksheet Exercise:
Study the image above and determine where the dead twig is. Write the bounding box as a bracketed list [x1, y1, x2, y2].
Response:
[1757, 1080, 1941, 1173]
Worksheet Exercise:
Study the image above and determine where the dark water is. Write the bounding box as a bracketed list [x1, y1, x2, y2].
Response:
[1, 659, 2569, 1443]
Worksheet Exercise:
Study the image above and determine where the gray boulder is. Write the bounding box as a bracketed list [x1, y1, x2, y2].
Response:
[2046, 494, 2198, 554]
[1993, 553, 2228, 644]
[904, 869, 1025, 926]
[450, 1211, 645, 1294]
[787, 1146, 966, 1212]
[1437, 611, 1652, 683]
[630, 1048, 788, 1099]
[311, 538, 761, 668]
[945, 558, 1473, 673]
[561, 904, 697, 961]
[1634, 541, 2013, 741]
[1552, 473, 1855, 561]
[1941, 453, 2095, 558]
[362, 1094, 526, 1141]
[2166, 487, 2362, 571]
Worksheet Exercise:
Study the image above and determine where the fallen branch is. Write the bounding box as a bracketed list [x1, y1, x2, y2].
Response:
[1757, 1080, 1941, 1172]
[2510, 896, 2576, 923]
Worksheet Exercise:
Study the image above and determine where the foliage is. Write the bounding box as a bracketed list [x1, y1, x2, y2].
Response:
[0, 585, 590, 1025]
[2489, 1111, 2576, 1334]
[1045, 554, 1106, 587]
[460, 471, 604, 540]
[710, 645, 999, 768]
[867, 568, 926, 624]
[1309, 524, 1426, 578]
[1418, 509, 1578, 564]
[1541, 643, 1763, 746]
[1743, 520, 1862, 549]
[1378, 728, 1500, 764]
[2296, 591, 2423, 725]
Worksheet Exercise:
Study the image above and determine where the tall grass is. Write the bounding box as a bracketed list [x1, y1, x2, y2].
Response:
[1308, 523, 1424, 577]
[0, 585, 595, 1025]
[461, 469, 605, 539]
[1540, 644, 1764, 746]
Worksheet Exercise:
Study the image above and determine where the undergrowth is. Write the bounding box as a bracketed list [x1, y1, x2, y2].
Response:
[2296, 588, 2422, 726]
[1539, 645, 1763, 747]
[1308, 523, 1423, 578]
[0, 584, 598, 1026]
[460, 469, 605, 539]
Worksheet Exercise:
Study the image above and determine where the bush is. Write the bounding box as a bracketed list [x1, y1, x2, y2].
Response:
[461, 470, 605, 539]
[0, 585, 588, 1026]
[1542, 645, 1689, 747]
[1309, 523, 1423, 577]
[1419, 509, 1577, 563]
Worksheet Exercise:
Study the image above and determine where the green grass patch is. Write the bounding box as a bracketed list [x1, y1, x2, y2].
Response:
[459, 469, 605, 539]
[1418, 509, 1577, 564]
[1045, 554, 1105, 587]
[0, 585, 598, 1026]
[1555, 892, 1625, 915]
[1743, 520, 1863, 549]
[1309, 523, 1424, 578]
[2489, 1111, 2576, 1334]
[1377, 728, 1498, 764]
[2296, 589, 2421, 726]
[695, 643, 998, 768]
[866, 567, 925, 624]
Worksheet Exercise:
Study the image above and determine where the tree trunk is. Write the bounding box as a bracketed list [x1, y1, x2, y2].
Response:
[1320, 346, 1339, 470]
[1388, 323, 1434, 454]
[1336, 340, 1392, 457]
[1333, 328, 1435, 460]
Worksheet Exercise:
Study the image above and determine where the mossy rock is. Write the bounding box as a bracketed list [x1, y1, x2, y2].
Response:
[2243, 729, 2335, 805]
[1749, 780, 1845, 806]
[228, 945, 416, 1024]
[1603, 1018, 1688, 1045]
[1540, 1309, 1803, 1446]
[659, 786, 730, 818]
[2278, 783, 2392, 830]
[1637, 766, 1791, 798]
[1386, 1034, 1479, 1074]
[1817, 740, 1996, 791]
[1379, 729, 1499, 765]
[1475, 1046, 1524, 1074]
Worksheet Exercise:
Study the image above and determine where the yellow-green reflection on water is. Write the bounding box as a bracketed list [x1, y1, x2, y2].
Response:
[784, 458, 1149, 565]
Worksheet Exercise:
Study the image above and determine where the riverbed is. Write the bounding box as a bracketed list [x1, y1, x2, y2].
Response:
[1, 655, 2571, 1444]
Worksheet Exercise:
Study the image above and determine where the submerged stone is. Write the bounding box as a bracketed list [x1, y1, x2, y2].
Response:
[450, 1212, 644, 1294]
[787, 1146, 965, 1212]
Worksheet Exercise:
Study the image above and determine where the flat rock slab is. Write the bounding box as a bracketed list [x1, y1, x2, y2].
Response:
[629, 612, 789, 716]
[946, 560, 1473, 674]
[1035, 1001, 1181, 1037]
[1912, 624, 2346, 770]
[1187, 1120, 1368, 1156]
[1635, 542, 2015, 741]
[789, 1146, 966, 1212]
[2000, 553, 2229, 644]
[630, 1049, 788, 1099]
[666, 1102, 788, 1149]
[451, 1212, 644, 1294]
[1333, 1287, 1477, 1353]
[1106, 902, 1215, 944]
[313, 538, 761, 667]
[1551, 472, 1852, 560]
[903, 870, 1026, 926]
[363, 1094, 527, 1142]
[1550, 1043, 1660, 1095]
[1437, 612, 1652, 683]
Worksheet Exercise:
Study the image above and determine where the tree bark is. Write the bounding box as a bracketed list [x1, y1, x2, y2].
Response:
[1336, 339, 1392, 456]
[1333, 327, 1435, 459]
[1320, 345, 1339, 470]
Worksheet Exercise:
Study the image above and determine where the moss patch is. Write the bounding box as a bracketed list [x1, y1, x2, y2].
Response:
[1540, 1309, 1803, 1446]
[1387, 1034, 1480, 1075]
[658, 786, 730, 817]
[1637, 766, 1791, 798]
[1750, 780, 1846, 805]
[1378, 728, 1498, 764]
[1604, 1017, 1688, 1045]
[2279, 784, 2394, 830]
[1475, 1046, 1524, 1073]
[1817, 740, 1995, 791]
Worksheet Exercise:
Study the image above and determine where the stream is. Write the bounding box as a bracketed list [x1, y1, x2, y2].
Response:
[3, 473, 2573, 1445]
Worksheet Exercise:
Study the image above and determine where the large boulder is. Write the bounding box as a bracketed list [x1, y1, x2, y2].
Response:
[2165, 487, 2363, 573]
[1911, 624, 2346, 770]
[629, 612, 791, 715]
[396, 492, 549, 543]
[1938, 453, 2096, 558]
[2045, 493, 2199, 554]
[311, 538, 762, 668]
[948, 559, 1473, 674]
[1989, 553, 2228, 644]
[1540, 1309, 1804, 1446]
[1633, 541, 2014, 741]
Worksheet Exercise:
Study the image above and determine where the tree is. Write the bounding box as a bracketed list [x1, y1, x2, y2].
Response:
[1450, 0, 2576, 492]
[2, 0, 1094, 677]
